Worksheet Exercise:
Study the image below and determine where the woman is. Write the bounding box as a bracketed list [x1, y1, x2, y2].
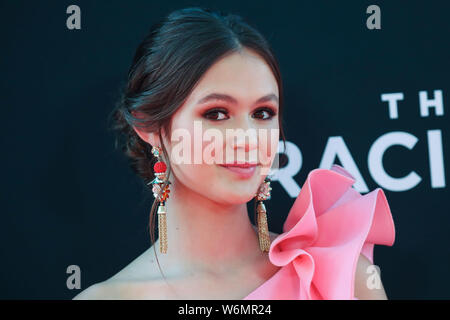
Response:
[74, 7, 395, 300]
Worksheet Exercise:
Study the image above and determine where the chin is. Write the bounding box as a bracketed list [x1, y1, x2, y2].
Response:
[222, 187, 258, 204]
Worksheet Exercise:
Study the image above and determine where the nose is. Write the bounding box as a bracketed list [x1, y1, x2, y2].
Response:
[232, 131, 258, 152]
[231, 114, 258, 152]
[223, 115, 260, 163]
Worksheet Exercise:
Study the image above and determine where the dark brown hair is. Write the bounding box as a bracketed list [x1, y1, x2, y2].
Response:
[108, 6, 286, 282]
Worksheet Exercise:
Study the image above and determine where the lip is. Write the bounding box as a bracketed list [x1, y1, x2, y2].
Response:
[220, 162, 258, 168]
[219, 163, 258, 179]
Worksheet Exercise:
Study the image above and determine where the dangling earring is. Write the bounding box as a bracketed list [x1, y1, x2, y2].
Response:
[149, 145, 170, 254]
[255, 177, 272, 252]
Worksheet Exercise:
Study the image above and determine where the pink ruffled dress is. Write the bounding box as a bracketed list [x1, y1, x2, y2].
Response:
[243, 164, 396, 300]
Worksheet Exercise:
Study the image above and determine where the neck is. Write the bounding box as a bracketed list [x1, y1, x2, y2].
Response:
[150, 178, 263, 277]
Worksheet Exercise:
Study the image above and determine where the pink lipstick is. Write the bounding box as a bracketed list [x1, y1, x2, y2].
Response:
[218, 162, 258, 179]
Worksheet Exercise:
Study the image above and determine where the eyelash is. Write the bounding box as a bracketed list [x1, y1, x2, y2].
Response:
[202, 107, 277, 121]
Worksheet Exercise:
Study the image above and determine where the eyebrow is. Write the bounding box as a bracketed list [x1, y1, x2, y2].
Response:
[197, 93, 279, 106]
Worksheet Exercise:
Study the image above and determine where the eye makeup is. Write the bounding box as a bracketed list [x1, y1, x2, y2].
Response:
[201, 106, 277, 121]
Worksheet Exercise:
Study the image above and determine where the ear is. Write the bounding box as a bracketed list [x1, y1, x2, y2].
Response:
[132, 125, 160, 147]
[131, 110, 162, 147]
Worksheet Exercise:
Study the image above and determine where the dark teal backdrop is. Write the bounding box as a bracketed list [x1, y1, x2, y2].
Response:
[1, 0, 449, 299]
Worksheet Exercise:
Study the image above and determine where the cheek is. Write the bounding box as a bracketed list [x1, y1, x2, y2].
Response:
[169, 114, 222, 163]
[174, 163, 210, 181]
[201, 132, 226, 165]
[258, 125, 280, 168]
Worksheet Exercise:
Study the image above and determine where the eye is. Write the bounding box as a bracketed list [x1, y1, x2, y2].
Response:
[202, 107, 229, 121]
[252, 107, 276, 120]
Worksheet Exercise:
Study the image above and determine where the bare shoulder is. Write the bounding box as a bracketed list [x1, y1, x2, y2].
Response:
[72, 281, 110, 300]
[72, 278, 169, 300]
[73, 248, 168, 300]
[72, 233, 282, 300]
[72, 279, 145, 300]
[354, 253, 388, 300]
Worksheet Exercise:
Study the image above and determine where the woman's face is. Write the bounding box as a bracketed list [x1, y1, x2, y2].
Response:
[162, 48, 280, 205]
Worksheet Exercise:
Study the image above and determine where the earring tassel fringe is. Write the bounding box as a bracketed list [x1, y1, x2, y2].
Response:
[257, 201, 271, 252]
[158, 203, 168, 253]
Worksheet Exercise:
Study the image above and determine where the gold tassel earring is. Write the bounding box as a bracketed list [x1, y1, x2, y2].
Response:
[255, 177, 272, 252]
[149, 146, 170, 254]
